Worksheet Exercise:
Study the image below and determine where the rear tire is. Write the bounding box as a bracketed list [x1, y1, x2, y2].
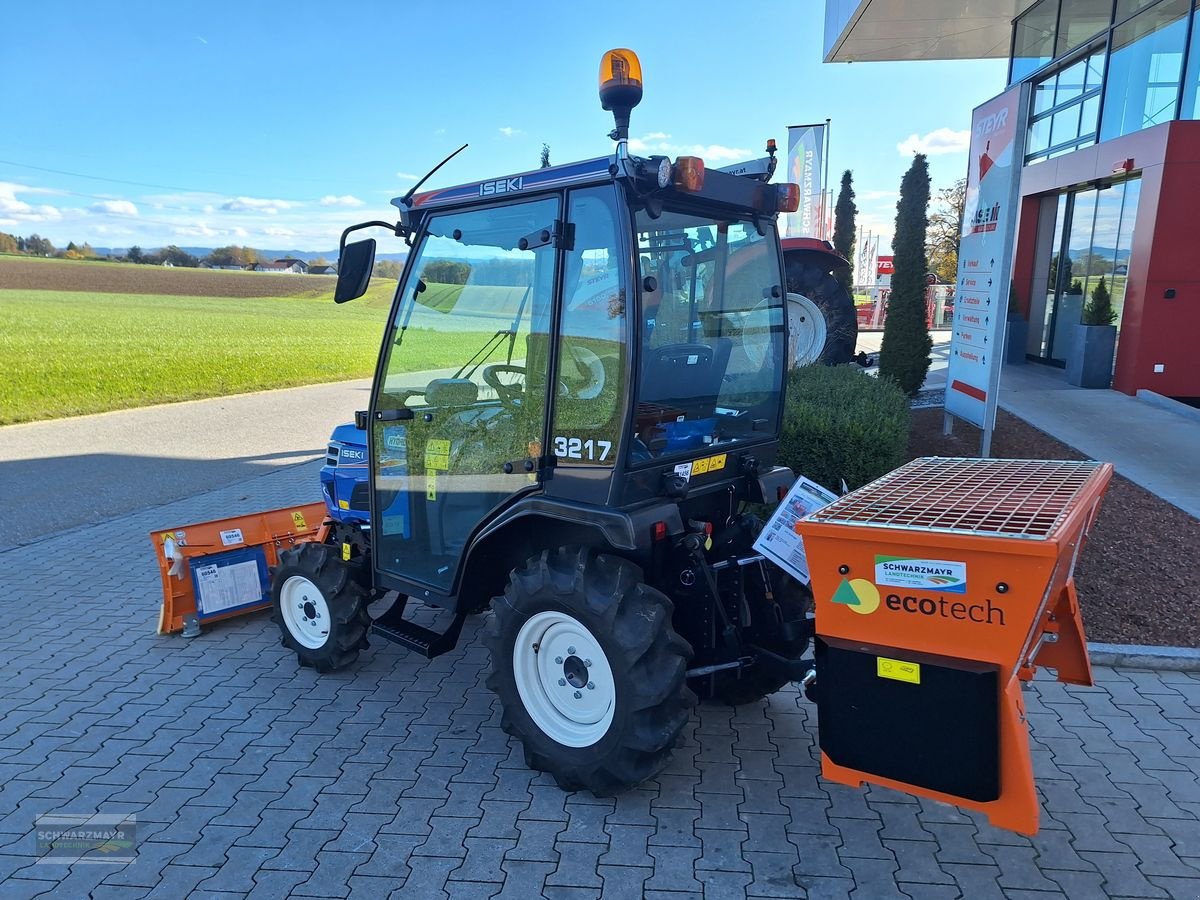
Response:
[784, 253, 857, 366]
[485, 547, 695, 794]
[272, 541, 370, 672]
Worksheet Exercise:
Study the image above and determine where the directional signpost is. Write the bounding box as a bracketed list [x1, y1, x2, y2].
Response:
[944, 84, 1030, 456]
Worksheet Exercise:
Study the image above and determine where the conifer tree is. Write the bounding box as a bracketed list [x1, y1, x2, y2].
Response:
[832, 170, 856, 293]
[878, 153, 932, 396]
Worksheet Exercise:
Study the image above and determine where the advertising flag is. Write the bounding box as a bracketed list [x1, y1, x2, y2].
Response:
[787, 124, 824, 237]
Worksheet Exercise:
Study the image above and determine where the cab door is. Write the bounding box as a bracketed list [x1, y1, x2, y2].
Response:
[370, 197, 560, 594]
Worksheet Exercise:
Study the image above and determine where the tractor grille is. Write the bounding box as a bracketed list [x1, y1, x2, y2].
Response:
[805, 457, 1106, 541]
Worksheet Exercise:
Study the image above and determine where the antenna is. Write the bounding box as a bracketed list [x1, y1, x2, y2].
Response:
[399, 143, 469, 207]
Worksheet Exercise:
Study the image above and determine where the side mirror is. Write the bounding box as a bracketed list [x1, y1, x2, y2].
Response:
[335, 239, 376, 303]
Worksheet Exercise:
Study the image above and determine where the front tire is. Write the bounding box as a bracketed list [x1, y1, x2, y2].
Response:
[485, 547, 695, 794]
[272, 541, 370, 672]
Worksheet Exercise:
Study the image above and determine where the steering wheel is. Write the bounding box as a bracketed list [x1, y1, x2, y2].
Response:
[482, 364, 527, 405]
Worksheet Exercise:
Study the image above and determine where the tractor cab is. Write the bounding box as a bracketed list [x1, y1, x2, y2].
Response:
[334, 61, 798, 610]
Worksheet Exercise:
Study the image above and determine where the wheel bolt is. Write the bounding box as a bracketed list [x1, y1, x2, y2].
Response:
[584, 659, 592, 667]
[567, 646, 576, 655]
[554, 656, 563, 665]
[558, 678, 566, 686]
[573, 691, 582, 699]
[587, 682, 595, 690]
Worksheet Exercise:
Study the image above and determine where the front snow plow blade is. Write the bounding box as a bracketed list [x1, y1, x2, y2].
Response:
[151, 502, 327, 636]
[796, 457, 1113, 835]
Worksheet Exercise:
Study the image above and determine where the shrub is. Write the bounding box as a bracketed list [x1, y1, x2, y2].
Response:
[778, 365, 910, 493]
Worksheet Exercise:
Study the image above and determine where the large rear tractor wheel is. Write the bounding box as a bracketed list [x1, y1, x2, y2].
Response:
[486, 547, 696, 794]
[784, 252, 857, 366]
[272, 541, 370, 672]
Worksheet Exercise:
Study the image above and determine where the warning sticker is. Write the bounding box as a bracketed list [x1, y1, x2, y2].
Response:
[426, 471, 438, 502]
[292, 511, 308, 531]
[877, 656, 921, 685]
[425, 439, 452, 471]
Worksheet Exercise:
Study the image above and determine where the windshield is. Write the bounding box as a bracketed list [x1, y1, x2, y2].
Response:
[633, 208, 785, 462]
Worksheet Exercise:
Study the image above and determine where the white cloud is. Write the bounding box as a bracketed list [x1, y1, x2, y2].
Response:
[89, 199, 139, 217]
[396, 172, 419, 181]
[174, 223, 222, 238]
[897, 128, 971, 156]
[498, 126, 522, 138]
[627, 133, 751, 163]
[0, 182, 63, 222]
[318, 194, 365, 207]
[263, 226, 298, 238]
[233, 226, 249, 238]
[220, 196, 293, 214]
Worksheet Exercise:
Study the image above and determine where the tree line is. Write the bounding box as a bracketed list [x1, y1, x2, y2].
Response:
[0, 234, 301, 269]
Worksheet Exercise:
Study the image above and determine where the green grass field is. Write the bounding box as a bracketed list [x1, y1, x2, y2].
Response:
[0, 287, 488, 425]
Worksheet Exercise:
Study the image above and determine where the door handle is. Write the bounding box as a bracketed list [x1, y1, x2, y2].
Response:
[374, 408, 415, 421]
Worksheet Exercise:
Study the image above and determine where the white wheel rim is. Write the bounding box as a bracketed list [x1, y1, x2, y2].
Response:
[512, 611, 616, 748]
[788, 292, 828, 366]
[280, 575, 330, 650]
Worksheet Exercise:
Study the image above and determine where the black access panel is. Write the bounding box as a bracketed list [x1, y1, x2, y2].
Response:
[815, 636, 1001, 802]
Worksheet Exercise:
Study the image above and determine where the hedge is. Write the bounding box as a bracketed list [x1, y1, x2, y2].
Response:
[777, 365, 910, 493]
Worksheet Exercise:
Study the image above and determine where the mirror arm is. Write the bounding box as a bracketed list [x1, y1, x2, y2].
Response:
[338, 220, 406, 257]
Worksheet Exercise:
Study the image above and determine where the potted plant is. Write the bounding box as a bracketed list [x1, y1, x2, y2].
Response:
[1066, 276, 1118, 388]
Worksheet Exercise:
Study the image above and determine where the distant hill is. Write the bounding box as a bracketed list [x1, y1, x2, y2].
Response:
[90, 247, 410, 263]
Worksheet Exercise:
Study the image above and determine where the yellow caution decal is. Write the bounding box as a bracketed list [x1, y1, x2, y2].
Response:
[342, 542, 352, 561]
[877, 656, 921, 684]
[292, 510, 308, 530]
[427, 470, 437, 502]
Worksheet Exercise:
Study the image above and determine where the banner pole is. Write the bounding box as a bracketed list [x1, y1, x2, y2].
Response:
[823, 118, 831, 240]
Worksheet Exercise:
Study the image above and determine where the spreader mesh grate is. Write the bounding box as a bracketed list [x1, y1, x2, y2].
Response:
[805, 457, 1106, 540]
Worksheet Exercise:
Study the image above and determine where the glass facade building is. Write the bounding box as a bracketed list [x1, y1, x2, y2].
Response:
[1013, 0, 1200, 160]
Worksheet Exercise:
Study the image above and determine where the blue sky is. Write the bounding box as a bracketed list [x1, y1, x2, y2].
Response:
[1, 1, 1005, 253]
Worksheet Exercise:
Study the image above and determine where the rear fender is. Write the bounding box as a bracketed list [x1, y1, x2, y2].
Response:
[454, 498, 685, 612]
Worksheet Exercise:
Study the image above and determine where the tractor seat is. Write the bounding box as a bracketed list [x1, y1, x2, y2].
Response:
[424, 378, 479, 407]
[640, 340, 733, 418]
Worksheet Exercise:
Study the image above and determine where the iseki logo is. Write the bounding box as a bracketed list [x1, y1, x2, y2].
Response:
[479, 176, 523, 197]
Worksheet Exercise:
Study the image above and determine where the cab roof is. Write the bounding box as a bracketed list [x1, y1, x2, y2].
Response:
[393, 157, 613, 213]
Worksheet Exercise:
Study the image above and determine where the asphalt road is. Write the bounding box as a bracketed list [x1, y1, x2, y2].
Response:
[0, 379, 371, 551]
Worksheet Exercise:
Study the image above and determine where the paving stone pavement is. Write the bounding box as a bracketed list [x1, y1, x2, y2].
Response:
[1, 462, 1199, 898]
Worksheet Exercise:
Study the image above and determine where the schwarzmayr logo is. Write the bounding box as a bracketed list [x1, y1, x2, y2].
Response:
[874, 555, 967, 594]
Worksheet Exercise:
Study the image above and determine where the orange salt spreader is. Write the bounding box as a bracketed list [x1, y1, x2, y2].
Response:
[795, 456, 1113, 835]
[151, 502, 327, 637]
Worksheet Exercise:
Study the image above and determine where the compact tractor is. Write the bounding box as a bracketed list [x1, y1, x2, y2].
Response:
[159, 50, 1113, 833]
[275, 48, 816, 792]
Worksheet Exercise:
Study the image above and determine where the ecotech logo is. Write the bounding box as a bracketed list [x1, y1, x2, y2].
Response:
[829, 557, 1007, 627]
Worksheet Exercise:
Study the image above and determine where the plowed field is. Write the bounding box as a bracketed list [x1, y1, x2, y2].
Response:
[0, 256, 330, 298]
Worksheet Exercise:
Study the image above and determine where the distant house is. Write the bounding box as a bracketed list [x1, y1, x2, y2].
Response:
[252, 260, 306, 274]
[274, 257, 310, 274]
[308, 264, 337, 275]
